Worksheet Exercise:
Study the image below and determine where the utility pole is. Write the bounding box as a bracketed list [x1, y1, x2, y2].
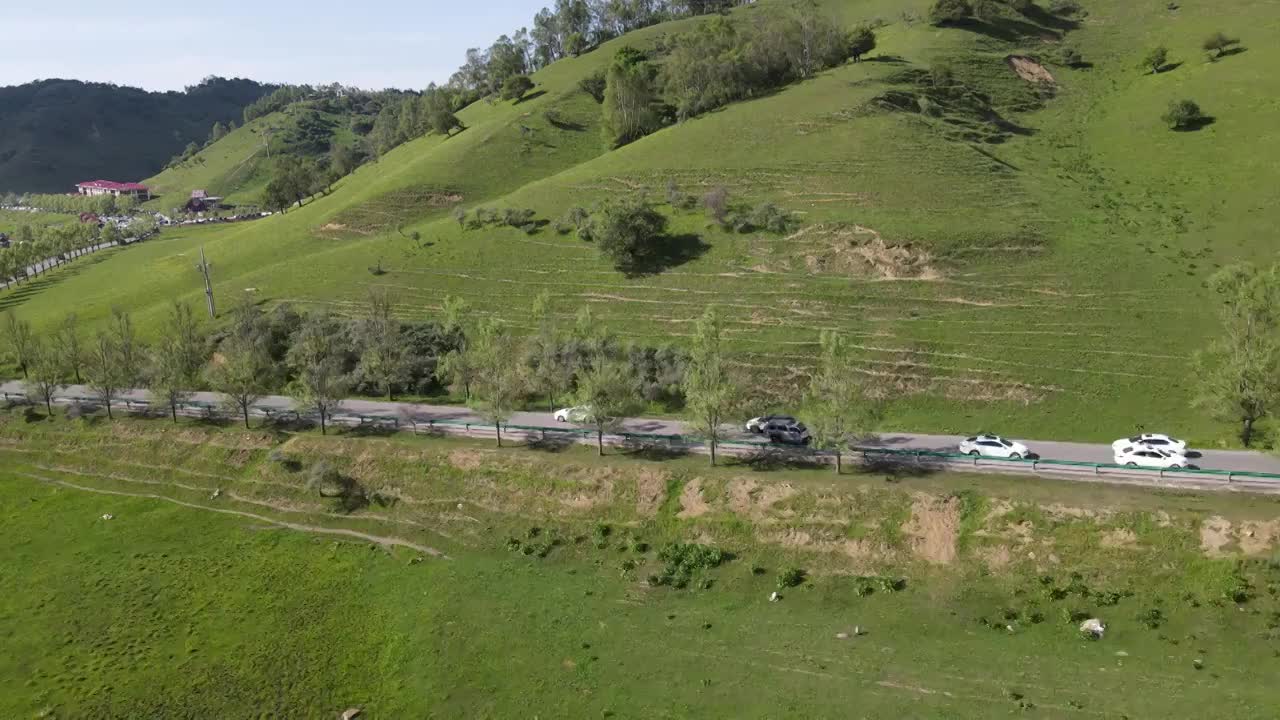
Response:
[196, 246, 216, 318]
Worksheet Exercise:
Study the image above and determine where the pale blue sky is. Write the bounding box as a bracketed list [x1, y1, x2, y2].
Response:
[0, 0, 546, 91]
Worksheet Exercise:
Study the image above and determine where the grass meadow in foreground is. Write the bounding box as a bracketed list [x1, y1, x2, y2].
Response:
[4, 407, 1280, 717]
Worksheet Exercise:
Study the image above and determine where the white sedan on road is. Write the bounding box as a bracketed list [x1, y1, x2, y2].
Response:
[1111, 433, 1187, 454]
[959, 434, 1031, 460]
[554, 405, 594, 423]
[1114, 444, 1189, 469]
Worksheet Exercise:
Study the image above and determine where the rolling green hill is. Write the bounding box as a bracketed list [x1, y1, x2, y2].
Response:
[0, 77, 273, 194]
[141, 105, 360, 212]
[4, 0, 1278, 445]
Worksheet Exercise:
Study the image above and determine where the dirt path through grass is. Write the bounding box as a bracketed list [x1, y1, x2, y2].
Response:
[14, 471, 449, 558]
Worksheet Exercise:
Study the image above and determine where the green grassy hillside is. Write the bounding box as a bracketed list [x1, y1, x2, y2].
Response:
[142, 105, 360, 211]
[4, 0, 1278, 445]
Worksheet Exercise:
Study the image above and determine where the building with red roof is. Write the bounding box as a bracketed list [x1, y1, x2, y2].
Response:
[75, 180, 151, 199]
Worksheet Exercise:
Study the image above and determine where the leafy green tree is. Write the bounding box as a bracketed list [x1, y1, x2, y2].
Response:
[803, 331, 869, 473]
[1162, 99, 1204, 130]
[682, 307, 743, 466]
[527, 292, 577, 411]
[210, 121, 229, 143]
[24, 340, 63, 415]
[437, 296, 477, 400]
[357, 289, 409, 400]
[603, 46, 661, 147]
[929, 0, 973, 25]
[2, 310, 34, 378]
[1193, 264, 1280, 447]
[587, 198, 669, 272]
[85, 331, 126, 420]
[501, 75, 537, 102]
[208, 335, 271, 429]
[109, 309, 143, 389]
[466, 318, 529, 447]
[574, 357, 641, 456]
[53, 314, 85, 383]
[1141, 46, 1169, 74]
[148, 302, 206, 423]
[287, 311, 350, 435]
[849, 25, 877, 62]
[1203, 32, 1240, 59]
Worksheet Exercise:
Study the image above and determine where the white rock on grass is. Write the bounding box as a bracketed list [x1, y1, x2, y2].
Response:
[100, 513, 113, 521]
[341, 708, 362, 720]
[769, 591, 780, 602]
[1079, 618, 1106, 639]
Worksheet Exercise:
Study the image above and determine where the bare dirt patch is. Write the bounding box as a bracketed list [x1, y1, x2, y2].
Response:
[677, 477, 710, 519]
[1238, 520, 1280, 555]
[756, 224, 941, 280]
[904, 494, 959, 565]
[1101, 528, 1138, 549]
[1005, 55, 1056, 85]
[1200, 516, 1235, 556]
[633, 468, 668, 517]
[981, 545, 1013, 569]
[728, 478, 797, 519]
[448, 450, 487, 472]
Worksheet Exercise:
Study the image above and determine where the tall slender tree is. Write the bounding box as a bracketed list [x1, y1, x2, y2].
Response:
[24, 340, 63, 416]
[467, 318, 529, 447]
[357, 289, 409, 400]
[2, 310, 35, 378]
[52, 314, 85, 384]
[803, 331, 867, 473]
[208, 335, 272, 429]
[287, 311, 350, 435]
[85, 332, 125, 420]
[148, 302, 207, 423]
[682, 307, 742, 466]
[527, 292, 577, 411]
[574, 357, 640, 455]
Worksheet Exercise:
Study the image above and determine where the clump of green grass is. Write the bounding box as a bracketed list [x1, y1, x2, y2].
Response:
[650, 542, 727, 589]
[777, 567, 807, 589]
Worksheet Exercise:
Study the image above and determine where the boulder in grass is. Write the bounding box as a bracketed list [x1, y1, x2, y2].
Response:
[341, 708, 362, 720]
[1079, 618, 1105, 639]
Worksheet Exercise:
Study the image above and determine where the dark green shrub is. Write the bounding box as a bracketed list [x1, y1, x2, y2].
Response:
[778, 568, 807, 589]
[929, 0, 973, 25]
[1049, 0, 1082, 14]
[1162, 99, 1205, 130]
[1139, 607, 1164, 629]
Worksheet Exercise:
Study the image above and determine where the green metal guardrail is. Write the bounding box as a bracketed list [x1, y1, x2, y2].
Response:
[8, 389, 1280, 484]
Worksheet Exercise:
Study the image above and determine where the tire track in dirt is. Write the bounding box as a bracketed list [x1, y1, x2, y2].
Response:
[14, 470, 449, 558]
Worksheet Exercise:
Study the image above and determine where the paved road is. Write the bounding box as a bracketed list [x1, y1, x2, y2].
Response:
[5, 381, 1280, 475]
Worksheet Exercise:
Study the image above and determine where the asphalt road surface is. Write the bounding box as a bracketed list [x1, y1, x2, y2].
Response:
[5, 381, 1280, 475]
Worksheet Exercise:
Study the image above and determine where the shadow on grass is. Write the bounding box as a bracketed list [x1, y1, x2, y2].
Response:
[618, 233, 711, 278]
[1213, 47, 1248, 60]
[728, 447, 828, 472]
[547, 115, 587, 132]
[1020, 5, 1079, 32]
[525, 434, 578, 453]
[618, 438, 691, 462]
[1154, 61, 1184, 74]
[342, 423, 400, 438]
[860, 454, 946, 480]
[864, 54, 908, 64]
[1173, 116, 1216, 132]
[0, 252, 114, 311]
[950, 17, 1062, 42]
[514, 90, 548, 105]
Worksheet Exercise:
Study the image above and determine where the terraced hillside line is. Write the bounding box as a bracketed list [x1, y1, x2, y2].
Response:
[14, 471, 449, 558]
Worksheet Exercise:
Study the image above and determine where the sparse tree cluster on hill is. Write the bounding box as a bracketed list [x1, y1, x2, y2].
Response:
[599, 6, 863, 147]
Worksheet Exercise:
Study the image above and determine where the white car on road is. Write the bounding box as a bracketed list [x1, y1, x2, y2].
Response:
[1111, 433, 1187, 454]
[959, 434, 1031, 460]
[554, 406, 594, 423]
[1114, 444, 1188, 469]
[746, 415, 796, 433]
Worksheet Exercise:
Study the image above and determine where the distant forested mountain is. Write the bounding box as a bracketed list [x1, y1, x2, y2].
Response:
[0, 77, 275, 193]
